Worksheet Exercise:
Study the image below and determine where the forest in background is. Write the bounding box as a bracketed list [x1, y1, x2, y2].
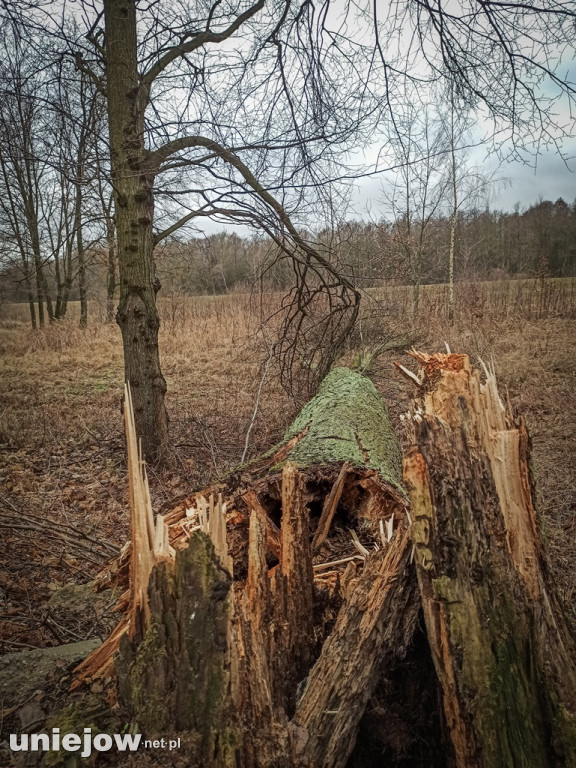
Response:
[2, 196, 576, 316]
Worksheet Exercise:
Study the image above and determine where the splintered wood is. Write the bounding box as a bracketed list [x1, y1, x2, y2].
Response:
[77, 380, 408, 766]
[124, 383, 174, 632]
[311, 461, 350, 550]
[195, 493, 232, 573]
[72, 383, 175, 688]
[402, 350, 540, 597]
[400, 350, 576, 768]
[76, 369, 415, 768]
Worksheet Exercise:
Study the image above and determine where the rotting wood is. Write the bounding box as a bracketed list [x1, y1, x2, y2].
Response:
[69, 367, 413, 767]
[290, 522, 419, 768]
[312, 461, 351, 550]
[234, 489, 290, 767]
[116, 532, 237, 765]
[400, 350, 576, 768]
[275, 464, 315, 697]
[45, 353, 576, 768]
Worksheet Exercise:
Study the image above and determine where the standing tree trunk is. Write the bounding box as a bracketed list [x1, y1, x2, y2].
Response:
[24, 270, 37, 329]
[61, 238, 74, 318]
[54, 235, 74, 320]
[447, 87, 457, 324]
[34, 265, 45, 328]
[30, 218, 54, 327]
[75, 177, 88, 329]
[24, 172, 54, 325]
[104, 0, 170, 463]
[105, 210, 117, 322]
[401, 351, 576, 768]
[53, 249, 64, 319]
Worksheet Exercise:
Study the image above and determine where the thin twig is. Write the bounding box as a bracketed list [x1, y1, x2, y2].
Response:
[313, 555, 364, 570]
[241, 346, 273, 465]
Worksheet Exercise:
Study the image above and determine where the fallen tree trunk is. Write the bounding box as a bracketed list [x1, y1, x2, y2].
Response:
[60, 358, 576, 768]
[401, 351, 576, 768]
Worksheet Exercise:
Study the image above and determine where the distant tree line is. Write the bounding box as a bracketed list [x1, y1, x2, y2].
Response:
[2, 196, 575, 311]
[155, 198, 576, 297]
[318, 198, 576, 288]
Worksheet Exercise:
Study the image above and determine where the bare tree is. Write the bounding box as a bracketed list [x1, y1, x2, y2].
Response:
[382, 100, 451, 315]
[44, 0, 369, 462]
[0, 29, 54, 327]
[6, 0, 573, 459]
[374, 0, 575, 154]
[0, 21, 107, 328]
[51, 49, 108, 327]
[0, 154, 38, 328]
[441, 86, 501, 323]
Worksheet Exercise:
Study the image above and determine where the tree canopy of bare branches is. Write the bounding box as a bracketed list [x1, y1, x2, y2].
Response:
[0, 0, 573, 460]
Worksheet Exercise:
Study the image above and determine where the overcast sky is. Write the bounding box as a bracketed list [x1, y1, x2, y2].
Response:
[194, 140, 575, 238]
[353, 143, 576, 219]
[487, 150, 576, 210]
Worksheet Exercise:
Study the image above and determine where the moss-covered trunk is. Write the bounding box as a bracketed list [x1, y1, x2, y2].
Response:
[402, 351, 576, 768]
[279, 367, 403, 487]
[117, 534, 238, 765]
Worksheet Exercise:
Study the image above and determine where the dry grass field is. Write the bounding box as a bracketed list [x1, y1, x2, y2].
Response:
[0, 277, 575, 659]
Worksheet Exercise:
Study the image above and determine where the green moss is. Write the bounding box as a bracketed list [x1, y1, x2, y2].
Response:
[43, 694, 120, 767]
[126, 622, 170, 732]
[177, 537, 231, 728]
[552, 704, 576, 767]
[0, 639, 101, 710]
[481, 629, 548, 767]
[118, 533, 235, 752]
[435, 577, 550, 767]
[283, 367, 404, 492]
[431, 575, 451, 600]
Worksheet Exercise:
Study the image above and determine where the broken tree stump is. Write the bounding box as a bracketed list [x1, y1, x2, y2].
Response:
[73, 368, 414, 767]
[64, 359, 576, 768]
[401, 351, 576, 768]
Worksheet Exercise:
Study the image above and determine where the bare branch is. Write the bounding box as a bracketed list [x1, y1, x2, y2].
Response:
[141, 0, 265, 87]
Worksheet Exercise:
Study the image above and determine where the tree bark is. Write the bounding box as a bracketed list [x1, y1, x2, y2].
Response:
[116, 534, 237, 763]
[75, 175, 88, 329]
[448, 86, 457, 324]
[61, 240, 74, 319]
[104, 0, 170, 463]
[69, 363, 576, 767]
[53, 248, 64, 320]
[26, 196, 54, 325]
[24, 271, 36, 330]
[401, 351, 576, 768]
[105, 211, 117, 322]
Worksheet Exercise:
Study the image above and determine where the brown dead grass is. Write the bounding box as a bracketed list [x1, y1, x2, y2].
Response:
[0, 282, 575, 657]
